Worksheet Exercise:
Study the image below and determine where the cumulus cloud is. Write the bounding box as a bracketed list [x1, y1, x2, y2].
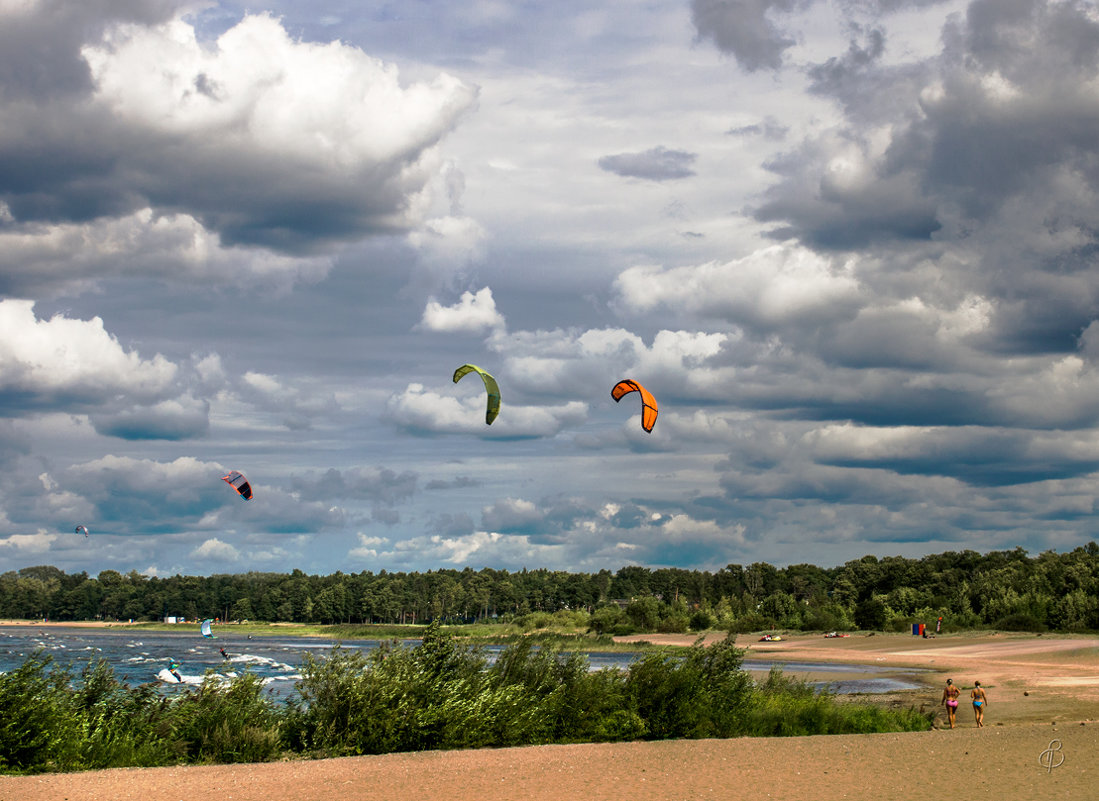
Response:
[614, 244, 863, 329]
[490, 326, 732, 403]
[0, 210, 334, 297]
[53, 454, 354, 538]
[598, 146, 698, 181]
[65, 454, 228, 527]
[754, 0, 1099, 356]
[0, 299, 177, 410]
[418, 287, 506, 334]
[349, 533, 389, 560]
[369, 497, 753, 570]
[0, 9, 477, 296]
[89, 396, 210, 440]
[481, 496, 595, 542]
[385, 383, 587, 438]
[193, 537, 240, 562]
[407, 215, 489, 280]
[231, 369, 339, 431]
[0, 531, 57, 555]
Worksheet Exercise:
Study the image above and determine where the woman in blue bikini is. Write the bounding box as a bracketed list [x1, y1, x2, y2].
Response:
[971, 681, 988, 727]
[941, 678, 960, 728]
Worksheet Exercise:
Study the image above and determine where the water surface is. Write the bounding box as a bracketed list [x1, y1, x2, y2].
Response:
[0, 626, 929, 699]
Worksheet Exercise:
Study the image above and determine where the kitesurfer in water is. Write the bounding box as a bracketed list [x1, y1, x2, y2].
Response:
[168, 659, 182, 683]
[220, 647, 230, 660]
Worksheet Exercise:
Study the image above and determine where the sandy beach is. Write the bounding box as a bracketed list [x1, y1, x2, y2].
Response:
[3, 629, 1097, 801]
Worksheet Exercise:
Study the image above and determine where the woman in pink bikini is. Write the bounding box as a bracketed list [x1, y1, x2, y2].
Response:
[941, 678, 960, 728]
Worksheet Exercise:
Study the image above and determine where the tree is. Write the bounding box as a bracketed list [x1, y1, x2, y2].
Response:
[854, 596, 888, 630]
[231, 597, 255, 621]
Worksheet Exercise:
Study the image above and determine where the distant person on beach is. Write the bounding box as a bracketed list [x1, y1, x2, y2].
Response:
[971, 681, 988, 727]
[941, 678, 960, 728]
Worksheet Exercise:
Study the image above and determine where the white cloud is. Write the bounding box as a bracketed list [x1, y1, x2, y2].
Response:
[0, 210, 333, 296]
[386, 382, 587, 437]
[0, 10, 479, 293]
[408, 215, 489, 278]
[491, 326, 732, 400]
[0, 531, 57, 554]
[192, 537, 240, 562]
[349, 533, 389, 560]
[0, 300, 177, 403]
[614, 244, 863, 327]
[419, 287, 505, 333]
[84, 14, 475, 166]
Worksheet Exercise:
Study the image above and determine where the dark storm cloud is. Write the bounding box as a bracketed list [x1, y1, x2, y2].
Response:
[752, 137, 942, 249]
[598, 147, 698, 181]
[750, 0, 1099, 367]
[290, 467, 418, 505]
[691, 0, 799, 72]
[0, 0, 178, 101]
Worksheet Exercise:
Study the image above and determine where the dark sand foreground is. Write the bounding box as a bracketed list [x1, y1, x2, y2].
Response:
[4, 724, 1092, 801]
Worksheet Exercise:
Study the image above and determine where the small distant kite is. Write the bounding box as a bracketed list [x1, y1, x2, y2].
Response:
[201, 619, 215, 639]
[611, 379, 658, 432]
[221, 470, 253, 500]
[74, 525, 89, 538]
[453, 364, 501, 425]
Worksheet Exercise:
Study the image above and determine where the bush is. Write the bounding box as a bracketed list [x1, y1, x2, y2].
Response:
[0, 632, 933, 775]
[725, 612, 770, 633]
[0, 652, 81, 773]
[689, 609, 716, 631]
[169, 672, 283, 764]
[991, 612, 1047, 632]
[587, 605, 627, 635]
[742, 666, 933, 737]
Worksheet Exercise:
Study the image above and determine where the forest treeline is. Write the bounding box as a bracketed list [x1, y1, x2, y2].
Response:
[4, 543, 1099, 633]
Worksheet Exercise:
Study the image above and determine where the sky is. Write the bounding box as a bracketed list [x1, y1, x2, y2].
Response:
[3, 0, 1099, 578]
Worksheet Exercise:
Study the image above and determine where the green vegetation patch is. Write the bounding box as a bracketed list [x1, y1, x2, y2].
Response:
[0, 624, 931, 774]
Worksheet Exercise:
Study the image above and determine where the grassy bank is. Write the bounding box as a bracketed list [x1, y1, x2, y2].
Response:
[118, 620, 662, 651]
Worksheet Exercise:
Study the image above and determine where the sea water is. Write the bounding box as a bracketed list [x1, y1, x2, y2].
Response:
[0, 626, 928, 701]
